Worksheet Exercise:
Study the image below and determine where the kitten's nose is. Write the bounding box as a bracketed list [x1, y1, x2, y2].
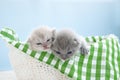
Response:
[42, 43, 47, 47]
[42, 43, 48, 49]
[62, 58, 66, 60]
[43, 45, 48, 48]
[43, 45, 47, 47]
[61, 56, 67, 60]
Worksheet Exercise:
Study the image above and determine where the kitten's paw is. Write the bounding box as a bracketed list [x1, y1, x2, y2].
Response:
[80, 46, 89, 55]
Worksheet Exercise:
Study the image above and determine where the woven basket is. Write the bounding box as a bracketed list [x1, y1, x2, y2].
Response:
[7, 44, 72, 80]
[0, 28, 120, 80]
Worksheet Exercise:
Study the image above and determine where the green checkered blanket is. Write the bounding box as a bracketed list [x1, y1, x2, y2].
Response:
[0, 28, 120, 80]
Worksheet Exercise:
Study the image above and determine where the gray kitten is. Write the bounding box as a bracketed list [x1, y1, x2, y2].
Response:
[51, 29, 89, 60]
[27, 26, 55, 52]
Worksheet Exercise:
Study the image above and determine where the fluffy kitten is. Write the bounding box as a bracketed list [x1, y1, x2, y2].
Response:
[51, 29, 89, 60]
[27, 26, 55, 52]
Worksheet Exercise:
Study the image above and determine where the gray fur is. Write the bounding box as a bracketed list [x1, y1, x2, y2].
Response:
[51, 29, 89, 60]
[27, 26, 55, 51]
[51, 29, 80, 60]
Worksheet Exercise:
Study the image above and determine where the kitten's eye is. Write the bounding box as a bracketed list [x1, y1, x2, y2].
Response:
[56, 51, 61, 54]
[67, 51, 72, 54]
[36, 43, 42, 45]
[47, 39, 50, 42]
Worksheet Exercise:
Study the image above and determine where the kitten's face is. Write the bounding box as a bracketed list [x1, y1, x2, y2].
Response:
[27, 27, 55, 51]
[51, 30, 79, 60]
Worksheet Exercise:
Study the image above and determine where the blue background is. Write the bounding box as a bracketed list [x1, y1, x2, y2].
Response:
[0, 0, 120, 71]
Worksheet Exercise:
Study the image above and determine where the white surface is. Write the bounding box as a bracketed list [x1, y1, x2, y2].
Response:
[7, 43, 72, 80]
[0, 71, 17, 80]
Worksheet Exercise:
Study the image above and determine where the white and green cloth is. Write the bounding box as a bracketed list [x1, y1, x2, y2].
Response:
[0, 28, 120, 80]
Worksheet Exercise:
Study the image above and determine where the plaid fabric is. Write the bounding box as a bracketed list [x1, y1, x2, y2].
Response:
[0, 28, 120, 80]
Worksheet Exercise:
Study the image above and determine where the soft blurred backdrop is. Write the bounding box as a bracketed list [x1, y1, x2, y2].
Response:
[0, 0, 120, 70]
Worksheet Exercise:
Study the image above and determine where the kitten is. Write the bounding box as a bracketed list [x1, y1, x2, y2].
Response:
[51, 29, 89, 60]
[27, 26, 55, 52]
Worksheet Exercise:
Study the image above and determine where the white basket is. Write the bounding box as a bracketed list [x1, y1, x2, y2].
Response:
[7, 44, 72, 80]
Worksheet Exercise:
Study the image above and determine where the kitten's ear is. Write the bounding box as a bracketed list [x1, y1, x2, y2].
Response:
[52, 29, 56, 36]
[73, 38, 79, 45]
